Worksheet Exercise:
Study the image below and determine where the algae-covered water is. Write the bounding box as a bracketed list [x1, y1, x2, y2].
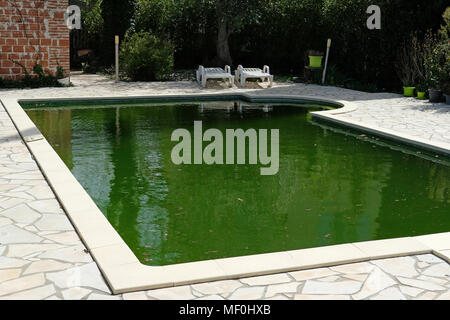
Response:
[26, 102, 450, 265]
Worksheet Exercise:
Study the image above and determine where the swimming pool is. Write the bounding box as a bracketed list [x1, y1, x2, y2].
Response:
[25, 101, 450, 266]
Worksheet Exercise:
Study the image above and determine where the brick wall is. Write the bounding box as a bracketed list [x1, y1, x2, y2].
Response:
[0, 0, 70, 80]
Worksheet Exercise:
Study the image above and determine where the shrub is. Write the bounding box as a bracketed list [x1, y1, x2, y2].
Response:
[425, 38, 450, 92]
[120, 31, 175, 81]
[0, 60, 65, 89]
[421, 31, 440, 89]
[0, 74, 63, 89]
[32, 64, 45, 77]
[435, 41, 450, 93]
[425, 7, 450, 93]
[396, 36, 421, 87]
[398, 31, 439, 91]
[56, 66, 66, 79]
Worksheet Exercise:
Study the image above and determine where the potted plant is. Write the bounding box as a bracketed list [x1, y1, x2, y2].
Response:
[308, 50, 323, 68]
[426, 47, 444, 102]
[403, 86, 416, 97]
[437, 41, 450, 104]
[416, 82, 427, 99]
[413, 31, 439, 101]
[396, 38, 419, 97]
[425, 39, 449, 103]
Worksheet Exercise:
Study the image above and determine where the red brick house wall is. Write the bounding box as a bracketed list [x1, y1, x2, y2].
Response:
[0, 0, 70, 80]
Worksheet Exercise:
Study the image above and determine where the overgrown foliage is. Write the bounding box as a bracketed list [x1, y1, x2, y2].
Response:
[70, 0, 103, 36]
[424, 7, 450, 92]
[0, 62, 66, 89]
[77, 0, 448, 91]
[120, 31, 174, 81]
[429, 41, 450, 94]
[213, 0, 263, 65]
[437, 9, 450, 94]
[396, 34, 425, 87]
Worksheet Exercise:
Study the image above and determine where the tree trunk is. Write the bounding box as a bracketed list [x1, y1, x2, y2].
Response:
[215, 0, 232, 66]
[216, 19, 232, 65]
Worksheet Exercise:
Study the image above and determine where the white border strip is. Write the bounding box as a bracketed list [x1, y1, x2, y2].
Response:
[1, 95, 449, 294]
[311, 109, 450, 156]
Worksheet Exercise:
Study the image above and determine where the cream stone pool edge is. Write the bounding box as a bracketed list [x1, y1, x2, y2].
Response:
[1, 94, 449, 294]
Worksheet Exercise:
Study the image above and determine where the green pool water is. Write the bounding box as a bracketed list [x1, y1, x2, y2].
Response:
[25, 101, 450, 266]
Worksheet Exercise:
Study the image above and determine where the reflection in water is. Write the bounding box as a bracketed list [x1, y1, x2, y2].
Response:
[26, 103, 450, 266]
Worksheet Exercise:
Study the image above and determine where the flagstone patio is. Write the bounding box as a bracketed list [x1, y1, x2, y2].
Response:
[0, 74, 449, 299]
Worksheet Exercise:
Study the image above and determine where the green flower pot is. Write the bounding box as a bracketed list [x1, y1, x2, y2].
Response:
[309, 56, 323, 68]
[403, 86, 415, 97]
[416, 91, 426, 99]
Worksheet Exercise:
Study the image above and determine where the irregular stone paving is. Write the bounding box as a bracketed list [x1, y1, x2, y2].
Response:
[337, 98, 450, 145]
[0, 74, 449, 300]
[136, 256, 449, 300]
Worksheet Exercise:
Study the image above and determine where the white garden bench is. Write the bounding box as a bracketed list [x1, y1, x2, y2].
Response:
[196, 65, 234, 88]
[235, 65, 273, 88]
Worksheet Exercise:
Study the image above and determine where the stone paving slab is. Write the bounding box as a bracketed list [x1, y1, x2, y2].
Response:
[0, 75, 449, 299]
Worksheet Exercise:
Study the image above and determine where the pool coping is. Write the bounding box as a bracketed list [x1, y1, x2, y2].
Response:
[310, 110, 450, 156]
[1, 93, 449, 294]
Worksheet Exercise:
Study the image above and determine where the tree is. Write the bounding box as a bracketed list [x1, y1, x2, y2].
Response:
[134, 0, 173, 38]
[69, 0, 103, 35]
[213, 0, 262, 65]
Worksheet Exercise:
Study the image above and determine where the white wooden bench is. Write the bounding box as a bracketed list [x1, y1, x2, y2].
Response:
[235, 65, 273, 88]
[196, 66, 234, 88]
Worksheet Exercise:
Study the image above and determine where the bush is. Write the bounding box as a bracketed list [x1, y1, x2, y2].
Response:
[434, 7, 450, 93]
[120, 31, 175, 81]
[0, 66, 64, 89]
[432, 41, 450, 93]
[425, 12, 450, 92]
